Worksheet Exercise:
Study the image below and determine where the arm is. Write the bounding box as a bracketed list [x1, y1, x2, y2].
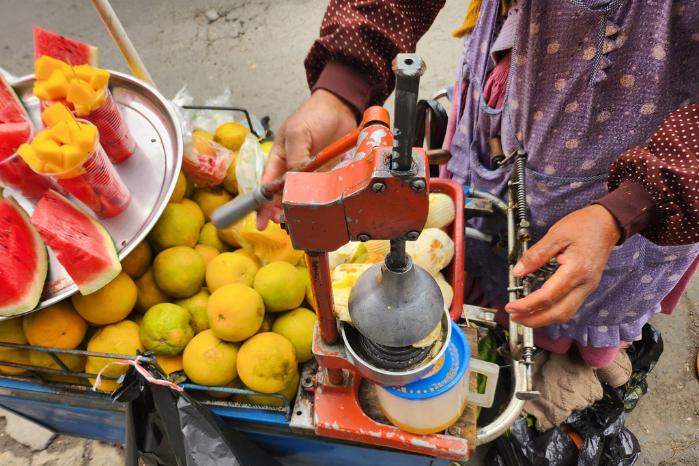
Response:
[595, 104, 699, 245]
[506, 104, 699, 327]
[305, 0, 446, 116]
[258, 0, 446, 228]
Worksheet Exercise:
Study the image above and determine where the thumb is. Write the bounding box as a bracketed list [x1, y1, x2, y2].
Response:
[514, 232, 565, 277]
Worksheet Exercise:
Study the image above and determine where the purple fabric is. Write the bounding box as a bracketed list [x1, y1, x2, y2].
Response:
[448, 0, 699, 347]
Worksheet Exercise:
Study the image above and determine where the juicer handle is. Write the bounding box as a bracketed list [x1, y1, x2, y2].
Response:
[466, 358, 500, 408]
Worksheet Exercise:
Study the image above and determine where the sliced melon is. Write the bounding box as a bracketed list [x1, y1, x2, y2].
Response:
[33, 27, 98, 66]
[31, 190, 121, 295]
[0, 75, 32, 160]
[0, 199, 48, 315]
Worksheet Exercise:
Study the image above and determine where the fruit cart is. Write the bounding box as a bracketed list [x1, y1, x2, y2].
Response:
[0, 9, 538, 462]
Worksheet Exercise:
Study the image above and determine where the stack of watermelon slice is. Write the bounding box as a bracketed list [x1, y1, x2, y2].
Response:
[0, 28, 121, 316]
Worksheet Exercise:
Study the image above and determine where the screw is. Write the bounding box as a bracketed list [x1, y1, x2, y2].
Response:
[411, 179, 426, 192]
[358, 234, 371, 242]
[372, 182, 386, 193]
[405, 231, 420, 241]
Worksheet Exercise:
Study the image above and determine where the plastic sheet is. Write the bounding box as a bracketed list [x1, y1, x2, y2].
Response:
[115, 361, 282, 466]
[486, 324, 663, 466]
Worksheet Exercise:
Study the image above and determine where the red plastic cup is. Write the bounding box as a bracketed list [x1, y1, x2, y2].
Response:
[50, 121, 131, 218]
[0, 152, 56, 200]
[80, 90, 135, 164]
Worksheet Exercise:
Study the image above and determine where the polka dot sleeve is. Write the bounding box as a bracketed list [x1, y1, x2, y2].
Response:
[605, 104, 699, 246]
[304, 0, 446, 109]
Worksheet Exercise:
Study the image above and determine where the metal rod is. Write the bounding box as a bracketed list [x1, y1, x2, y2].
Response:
[90, 0, 156, 86]
[0, 341, 155, 363]
[476, 360, 527, 445]
[471, 188, 509, 215]
[391, 54, 425, 171]
[306, 253, 338, 345]
[387, 239, 407, 270]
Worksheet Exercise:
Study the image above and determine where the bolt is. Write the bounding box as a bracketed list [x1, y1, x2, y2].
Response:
[372, 182, 386, 193]
[358, 234, 371, 242]
[410, 179, 426, 192]
[405, 231, 420, 241]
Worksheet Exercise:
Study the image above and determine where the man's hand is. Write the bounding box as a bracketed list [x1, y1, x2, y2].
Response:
[256, 89, 357, 230]
[505, 205, 622, 327]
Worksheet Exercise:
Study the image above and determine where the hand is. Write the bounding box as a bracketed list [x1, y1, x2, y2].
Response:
[256, 89, 357, 229]
[505, 205, 622, 328]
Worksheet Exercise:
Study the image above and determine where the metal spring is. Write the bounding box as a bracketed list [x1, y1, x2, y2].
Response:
[356, 333, 432, 371]
[514, 153, 528, 227]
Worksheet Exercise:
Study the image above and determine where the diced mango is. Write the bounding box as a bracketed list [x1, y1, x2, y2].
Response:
[33, 139, 63, 166]
[66, 79, 96, 109]
[48, 120, 72, 145]
[43, 161, 63, 174]
[59, 144, 86, 169]
[89, 69, 110, 91]
[17, 144, 45, 172]
[35, 56, 71, 81]
[72, 64, 94, 82]
[42, 103, 74, 127]
[71, 122, 97, 153]
[43, 70, 70, 101]
[33, 81, 51, 100]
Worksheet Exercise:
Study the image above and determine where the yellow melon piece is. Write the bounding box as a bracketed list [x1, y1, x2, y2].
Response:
[66, 78, 96, 109]
[90, 69, 110, 91]
[43, 70, 70, 101]
[35, 55, 71, 80]
[17, 144, 45, 172]
[59, 144, 85, 170]
[33, 139, 63, 166]
[72, 64, 94, 82]
[33, 81, 51, 101]
[43, 161, 63, 174]
[70, 123, 97, 153]
[42, 103, 74, 127]
[49, 120, 72, 145]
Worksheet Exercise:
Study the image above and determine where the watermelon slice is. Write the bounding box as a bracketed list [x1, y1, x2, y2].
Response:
[0, 75, 32, 160]
[0, 198, 48, 315]
[31, 190, 120, 295]
[33, 26, 98, 66]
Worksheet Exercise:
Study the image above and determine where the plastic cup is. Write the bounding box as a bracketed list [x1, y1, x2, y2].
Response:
[0, 152, 56, 200]
[80, 89, 136, 164]
[49, 120, 131, 218]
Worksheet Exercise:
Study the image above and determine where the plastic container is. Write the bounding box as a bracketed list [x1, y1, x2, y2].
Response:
[375, 321, 499, 435]
[48, 120, 131, 218]
[0, 152, 56, 201]
[80, 89, 136, 164]
[182, 132, 233, 187]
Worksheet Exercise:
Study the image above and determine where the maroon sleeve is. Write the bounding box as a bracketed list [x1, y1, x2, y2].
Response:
[594, 104, 699, 245]
[305, 0, 446, 116]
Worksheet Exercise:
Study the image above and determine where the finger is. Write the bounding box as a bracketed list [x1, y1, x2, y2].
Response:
[510, 285, 590, 328]
[256, 206, 273, 230]
[505, 262, 582, 313]
[283, 124, 313, 169]
[513, 232, 568, 277]
[260, 145, 287, 185]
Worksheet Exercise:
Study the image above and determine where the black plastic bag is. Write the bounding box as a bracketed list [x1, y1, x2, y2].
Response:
[113, 361, 282, 466]
[485, 324, 663, 466]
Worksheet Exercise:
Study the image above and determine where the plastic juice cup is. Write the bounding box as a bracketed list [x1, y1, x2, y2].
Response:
[50, 121, 131, 218]
[0, 152, 57, 200]
[79, 89, 135, 164]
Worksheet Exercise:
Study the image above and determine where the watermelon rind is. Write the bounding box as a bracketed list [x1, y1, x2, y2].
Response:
[33, 26, 98, 66]
[31, 190, 121, 296]
[0, 198, 48, 316]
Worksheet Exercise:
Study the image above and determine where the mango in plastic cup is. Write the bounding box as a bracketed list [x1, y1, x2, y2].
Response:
[48, 120, 131, 218]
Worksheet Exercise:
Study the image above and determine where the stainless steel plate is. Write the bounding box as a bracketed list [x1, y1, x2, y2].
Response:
[2, 71, 182, 317]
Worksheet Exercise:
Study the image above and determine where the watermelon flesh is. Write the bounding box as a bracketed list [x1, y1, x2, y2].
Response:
[33, 26, 98, 66]
[0, 75, 32, 160]
[31, 190, 120, 295]
[0, 198, 48, 315]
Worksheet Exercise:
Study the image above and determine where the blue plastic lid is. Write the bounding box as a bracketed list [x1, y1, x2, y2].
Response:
[383, 321, 470, 400]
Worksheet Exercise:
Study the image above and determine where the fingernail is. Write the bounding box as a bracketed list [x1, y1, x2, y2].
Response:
[513, 262, 524, 276]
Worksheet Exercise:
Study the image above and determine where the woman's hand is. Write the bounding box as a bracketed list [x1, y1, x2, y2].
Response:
[505, 205, 622, 327]
[256, 89, 357, 230]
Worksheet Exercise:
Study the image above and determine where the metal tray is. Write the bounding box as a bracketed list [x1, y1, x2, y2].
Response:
[2, 71, 182, 316]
